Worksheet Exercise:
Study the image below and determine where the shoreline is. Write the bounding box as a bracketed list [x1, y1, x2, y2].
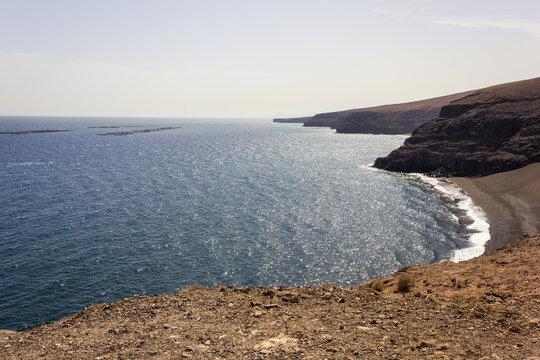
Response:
[413, 174, 491, 262]
[450, 162, 540, 251]
[2, 235, 538, 359]
[1, 163, 539, 358]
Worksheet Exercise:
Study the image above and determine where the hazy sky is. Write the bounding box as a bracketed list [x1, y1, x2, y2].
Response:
[1, 0, 539, 118]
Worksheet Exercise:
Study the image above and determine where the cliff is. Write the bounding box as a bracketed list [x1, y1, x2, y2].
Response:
[374, 77, 540, 176]
[272, 116, 311, 124]
[311, 91, 474, 134]
[272, 91, 473, 134]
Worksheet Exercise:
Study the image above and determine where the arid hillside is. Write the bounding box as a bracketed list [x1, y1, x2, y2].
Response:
[1, 234, 538, 359]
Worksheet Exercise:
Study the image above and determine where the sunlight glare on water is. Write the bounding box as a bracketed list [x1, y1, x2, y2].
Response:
[0, 118, 472, 330]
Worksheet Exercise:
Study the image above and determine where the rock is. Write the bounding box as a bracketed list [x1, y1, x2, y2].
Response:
[416, 340, 435, 349]
[508, 326, 521, 333]
[321, 334, 333, 342]
[0, 129, 73, 135]
[193, 344, 208, 352]
[98, 127, 181, 136]
[357, 326, 374, 332]
[321, 293, 332, 300]
[374, 77, 540, 176]
[272, 116, 312, 124]
[281, 293, 300, 303]
[254, 334, 298, 351]
[299, 91, 473, 133]
[263, 303, 280, 309]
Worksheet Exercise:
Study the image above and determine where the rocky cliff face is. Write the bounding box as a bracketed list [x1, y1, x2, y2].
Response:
[374, 77, 540, 176]
[334, 108, 440, 134]
[273, 91, 473, 134]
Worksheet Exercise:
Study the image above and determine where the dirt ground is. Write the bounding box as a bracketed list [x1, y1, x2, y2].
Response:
[1, 234, 538, 360]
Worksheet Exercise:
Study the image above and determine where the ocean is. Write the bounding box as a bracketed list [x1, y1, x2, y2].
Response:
[0, 117, 489, 330]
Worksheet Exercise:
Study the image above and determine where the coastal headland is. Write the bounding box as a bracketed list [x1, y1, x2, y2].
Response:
[2, 77, 539, 359]
[374, 77, 540, 176]
[273, 90, 474, 134]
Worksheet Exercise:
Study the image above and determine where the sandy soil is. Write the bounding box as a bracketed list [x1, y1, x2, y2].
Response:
[452, 163, 540, 251]
[1, 234, 538, 360]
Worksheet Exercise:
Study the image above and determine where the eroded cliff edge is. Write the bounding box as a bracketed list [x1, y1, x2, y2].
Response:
[373, 77, 540, 176]
[273, 90, 473, 134]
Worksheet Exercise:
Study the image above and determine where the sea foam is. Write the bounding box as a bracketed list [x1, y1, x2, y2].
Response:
[413, 174, 490, 262]
[362, 164, 490, 262]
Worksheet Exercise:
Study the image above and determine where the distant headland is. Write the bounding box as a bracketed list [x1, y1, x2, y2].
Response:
[273, 90, 474, 134]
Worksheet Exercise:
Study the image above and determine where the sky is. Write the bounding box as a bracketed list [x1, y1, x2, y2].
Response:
[1, 0, 539, 119]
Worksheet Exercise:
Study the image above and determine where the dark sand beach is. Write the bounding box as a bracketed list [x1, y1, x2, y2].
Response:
[452, 163, 540, 251]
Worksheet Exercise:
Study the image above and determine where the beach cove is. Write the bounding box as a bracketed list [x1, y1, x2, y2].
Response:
[2, 0, 540, 357]
[2, 75, 540, 358]
[1, 142, 539, 360]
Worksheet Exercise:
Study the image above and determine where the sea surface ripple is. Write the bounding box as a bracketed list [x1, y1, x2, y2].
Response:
[0, 118, 479, 330]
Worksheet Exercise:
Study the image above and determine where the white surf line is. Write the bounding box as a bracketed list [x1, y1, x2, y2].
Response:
[412, 174, 491, 262]
[360, 164, 491, 262]
[359, 163, 381, 171]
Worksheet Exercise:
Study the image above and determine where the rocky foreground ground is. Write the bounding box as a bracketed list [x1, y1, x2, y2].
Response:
[1, 234, 538, 359]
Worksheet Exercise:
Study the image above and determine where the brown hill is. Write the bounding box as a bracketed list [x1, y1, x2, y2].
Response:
[374, 77, 540, 176]
[273, 90, 473, 134]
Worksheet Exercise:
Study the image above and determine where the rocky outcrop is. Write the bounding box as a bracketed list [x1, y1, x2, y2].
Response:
[374, 77, 540, 176]
[97, 126, 181, 136]
[273, 117, 311, 124]
[335, 108, 440, 134]
[331, 92, 475, 134]
[0, 129, 72, 135]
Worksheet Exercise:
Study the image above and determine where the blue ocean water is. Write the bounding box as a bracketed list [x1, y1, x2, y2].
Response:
[0, 117, 473, 330]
